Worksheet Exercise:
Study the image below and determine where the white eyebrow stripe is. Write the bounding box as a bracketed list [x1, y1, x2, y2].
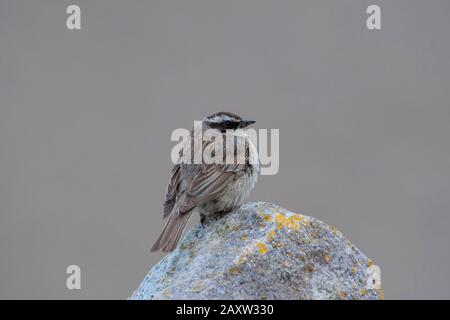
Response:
[206, 115, 233, 123]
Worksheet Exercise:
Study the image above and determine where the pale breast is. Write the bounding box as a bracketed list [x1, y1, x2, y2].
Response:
[199, 133, 259, 215]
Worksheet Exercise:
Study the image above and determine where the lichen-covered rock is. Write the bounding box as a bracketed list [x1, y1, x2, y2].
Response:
[130, 202, 383, 300]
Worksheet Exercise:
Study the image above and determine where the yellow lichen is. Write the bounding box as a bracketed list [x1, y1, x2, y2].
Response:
[359, 289, 366, 296]
[325, 255, 331, 263]
[262, 214, 272, 222]
[367, 259, 374, 267]
[267, 229, 277, 242]
[240, 234, 248, 241]
[291, 214, 303, 223]
[274, 213, 306, 230]
[351, 267, 357, 274]
[274, 213, 289, 229]
[256, 242, 268, 255]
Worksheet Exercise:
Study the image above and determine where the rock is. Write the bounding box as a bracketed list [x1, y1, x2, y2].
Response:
[130, 202, 384, 300]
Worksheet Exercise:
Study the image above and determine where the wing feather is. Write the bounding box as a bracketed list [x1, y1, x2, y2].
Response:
[179, 164, 246, 214]
[163, 164, 182, 218]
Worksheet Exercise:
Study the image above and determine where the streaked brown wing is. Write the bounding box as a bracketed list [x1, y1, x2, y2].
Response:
[179, 164, 246, 214]
[163, 164, 181, 218]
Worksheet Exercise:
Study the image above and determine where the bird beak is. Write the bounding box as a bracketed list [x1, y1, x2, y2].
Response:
[239, 120, 256, 128]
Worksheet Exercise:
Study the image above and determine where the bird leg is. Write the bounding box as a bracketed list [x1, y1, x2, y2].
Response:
[200, 214, 206, 229]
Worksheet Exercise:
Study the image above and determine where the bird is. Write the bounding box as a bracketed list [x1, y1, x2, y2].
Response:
[151, 112, 259, 252]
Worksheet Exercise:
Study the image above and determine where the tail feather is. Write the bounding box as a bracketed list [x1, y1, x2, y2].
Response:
[151, 211, 192, 252]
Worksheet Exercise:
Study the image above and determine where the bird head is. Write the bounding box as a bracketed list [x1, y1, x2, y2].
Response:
[203, 112, 255, 132]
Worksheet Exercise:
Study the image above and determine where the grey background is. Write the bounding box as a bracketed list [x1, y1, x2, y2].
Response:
[1, 0, 449, 299]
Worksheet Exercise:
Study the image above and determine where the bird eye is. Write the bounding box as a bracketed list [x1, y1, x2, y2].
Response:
[225, 120, 234, 129]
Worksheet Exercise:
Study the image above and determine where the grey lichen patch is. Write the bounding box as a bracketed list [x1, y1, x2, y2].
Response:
[130, 202, 383, 300]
